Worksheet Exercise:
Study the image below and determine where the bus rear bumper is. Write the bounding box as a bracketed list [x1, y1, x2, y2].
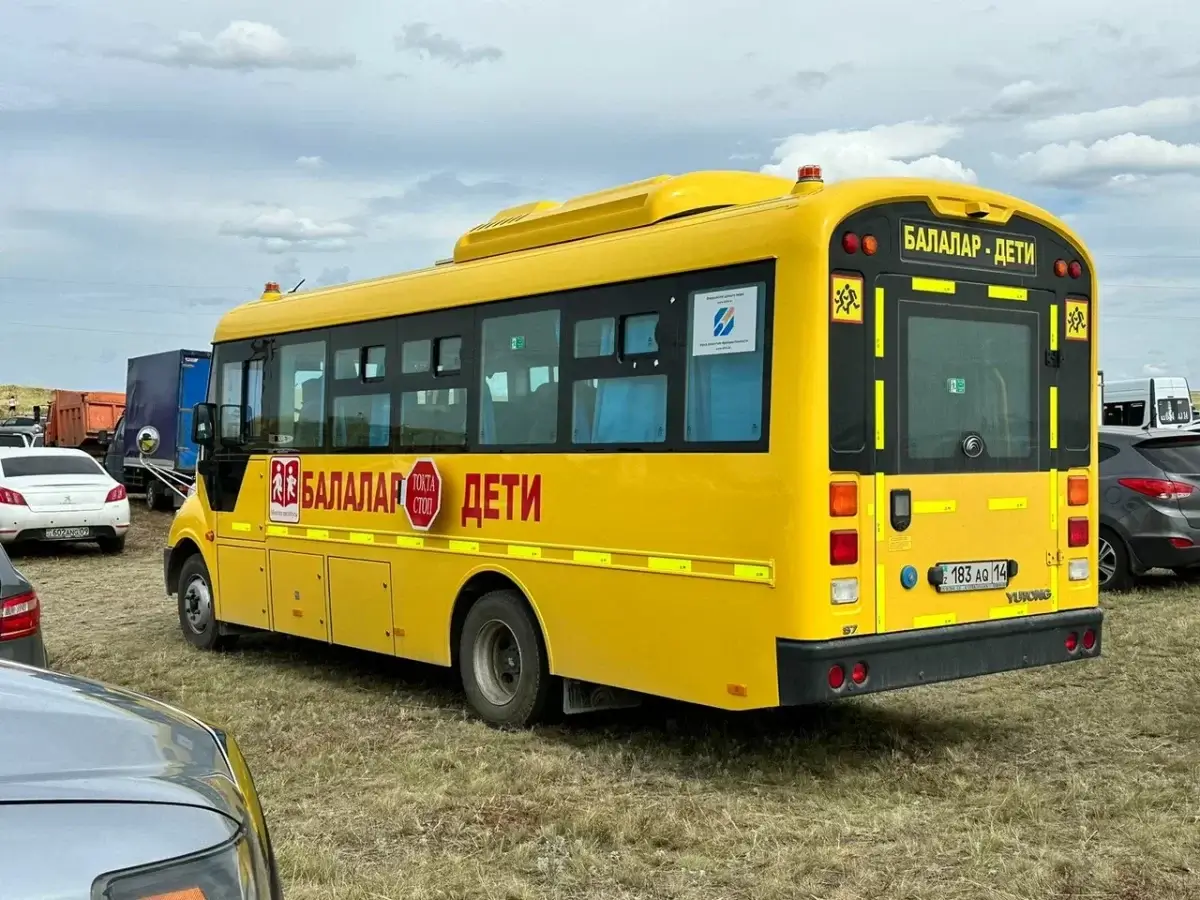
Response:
[776, 607, 1103, 705]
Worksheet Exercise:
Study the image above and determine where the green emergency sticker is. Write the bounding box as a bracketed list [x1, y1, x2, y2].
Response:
[947, 377, 966, 395]
[510, 336, 526, 350]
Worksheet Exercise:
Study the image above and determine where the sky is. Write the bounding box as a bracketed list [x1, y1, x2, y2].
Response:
[3, 0, 1200, 390]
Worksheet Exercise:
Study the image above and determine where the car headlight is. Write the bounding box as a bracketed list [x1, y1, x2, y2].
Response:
[92, 829, 270, 900]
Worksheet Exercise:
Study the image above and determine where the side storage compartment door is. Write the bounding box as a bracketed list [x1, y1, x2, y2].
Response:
[215, 544, 270, 630]
[269, 550, 329, 642]
[328, 557, 394, 655]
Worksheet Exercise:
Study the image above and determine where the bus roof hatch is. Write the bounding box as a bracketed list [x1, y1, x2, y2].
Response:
[451, 170, 793, 264]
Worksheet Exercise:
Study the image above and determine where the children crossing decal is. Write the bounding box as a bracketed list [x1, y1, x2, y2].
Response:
[831, 274, 864, 324]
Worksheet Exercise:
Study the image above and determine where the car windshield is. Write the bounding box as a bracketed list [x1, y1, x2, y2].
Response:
[0, 435, 27, 447]
[0, 455, 105, 478]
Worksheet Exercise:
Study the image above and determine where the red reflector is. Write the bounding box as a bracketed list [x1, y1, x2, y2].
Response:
[1118, 477, 1194, 499]
[850, 661, 868, 684]
[0, 487, 27, 506]
[828, 664, 845, 689]
[841, 232, 860, 254]
[0, 591, 40, 641]
[1068, 517, 1089, 547]
[862, 234, 878, 255]
[1170, 536, 1194, 549]
[1068, 260, 1082, 279]
[830, 530, 858, 565]
[1054, 259, 1067, 277]
[1082, 628, 1096, 651]
[829, 482, 857, 517]
[105, 484, 127, 503]
[1064, 631, 1078, 653]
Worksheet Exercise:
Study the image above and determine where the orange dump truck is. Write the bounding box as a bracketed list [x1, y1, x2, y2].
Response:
[44, 390, 126, 457]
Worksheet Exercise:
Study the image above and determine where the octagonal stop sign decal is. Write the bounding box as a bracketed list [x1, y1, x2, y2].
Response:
[403, 457, 442, 531]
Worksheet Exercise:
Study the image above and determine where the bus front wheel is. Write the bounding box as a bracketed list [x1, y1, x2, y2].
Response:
[177, 554, 233, 651]
[458, 589, 554, 728]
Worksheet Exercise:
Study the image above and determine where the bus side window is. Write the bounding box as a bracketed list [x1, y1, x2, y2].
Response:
[479, 309, 561, 446]
[277, 340, 327, 450]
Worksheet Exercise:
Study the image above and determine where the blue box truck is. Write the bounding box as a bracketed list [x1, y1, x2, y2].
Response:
[103, 349, 212, 510]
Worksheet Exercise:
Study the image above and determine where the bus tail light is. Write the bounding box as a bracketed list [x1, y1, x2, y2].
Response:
[1068, 517, 1089, 547]
[1067, 475, 1088, 506]
[831, 578, 858, 604]
[850, 661, 868, 685]
[830, 530, 858, 565]
[841, 232, 860, 254]
[1083, 628, 1097, 651]
[1068, 260, 1082, 279]
[862, 235, 878, 255]
[1065, 631, 1078, 653]
[828, 664, 845, 689]
[830, 482, 857, 517]
[1054, 259, 1068, 277]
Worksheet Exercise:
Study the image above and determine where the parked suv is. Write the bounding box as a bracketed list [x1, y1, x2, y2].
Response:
[1098, 425, 1200, 590]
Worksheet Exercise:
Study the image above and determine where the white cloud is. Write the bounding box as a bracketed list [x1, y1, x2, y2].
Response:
[1025, 96, 1200, 143]
[1011, 133, 1200, 186]
[114, 21, 356, 72]
[981, 80, 1077, 119]
[760, 121, 976, 184]
[220, 208, 359, 253]
[296, 155, 324, 170]
[0, 84, 55, 112]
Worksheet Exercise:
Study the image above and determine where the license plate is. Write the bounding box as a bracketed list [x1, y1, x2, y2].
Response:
[938, 559, 1009, 592]
[44, 527, 92, 540]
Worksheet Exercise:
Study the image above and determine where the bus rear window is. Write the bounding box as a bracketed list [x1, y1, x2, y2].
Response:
[905, 316, 1034, 461]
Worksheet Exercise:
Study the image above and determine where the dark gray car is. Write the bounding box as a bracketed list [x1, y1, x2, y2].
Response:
[0, 660, 283, 898]
[1098, 425, 1200, 591]
[0, 541, 47, 667]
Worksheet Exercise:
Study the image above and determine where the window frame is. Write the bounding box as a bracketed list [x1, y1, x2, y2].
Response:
[394, 307, 476, 453]
[326, 321, 397, 454]
[268, 328, 331, 453]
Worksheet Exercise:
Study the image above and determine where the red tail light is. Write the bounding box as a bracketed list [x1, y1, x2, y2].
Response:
[0, 487, 26, 506]
[850, 661, 868, 684]
[1170, 536, 1194, 549]
[830, 530, 858, 565]
[0, 591, 40, 641]
[1118, 477, 1194, 499]
[105, 484, 127, 503]
[1068, 517, 1089, 547]
[1082, 628, 1096, 651]
[828, 664, 845, 689]
[841, 232, 860, 254]
[1064, 632, 1078, 653]
[1068, 260, 1082, 279]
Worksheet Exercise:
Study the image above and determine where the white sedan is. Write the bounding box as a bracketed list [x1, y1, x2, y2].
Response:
[0, 448, 131, 553]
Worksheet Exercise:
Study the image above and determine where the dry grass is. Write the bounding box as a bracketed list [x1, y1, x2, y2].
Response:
[13, 508, 1200, 900]
[0, 384, 52, 418]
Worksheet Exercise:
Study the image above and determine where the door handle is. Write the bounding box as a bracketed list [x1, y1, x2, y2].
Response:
[890, 489, 912, 532]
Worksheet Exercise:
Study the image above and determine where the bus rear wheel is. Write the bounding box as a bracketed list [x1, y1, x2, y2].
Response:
[458, 589, 554, 728]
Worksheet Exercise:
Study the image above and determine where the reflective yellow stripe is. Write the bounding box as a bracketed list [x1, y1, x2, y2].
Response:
[734, 564, 770, 581]
[988, 285, 1028, 301]
[396, 535, 424, 548]
[875, 474, 886, 543]
[349, 532, 374, 544]
[649, 556, 692, 573]
[875, 473, 886, 633]
[912, 277, 955, 294]
[1050, 303, 1059, 351]
[875, 380, 885, 450]
[1049, 469, 1058, 531]
[1050, 386, 1059, 449]
[306, 528, 330, 540]
[266, 525, 288, 536]
[874, 287, 884, 357]
[988, 497, 1028, 511]
[876, 564, 886, 633]
[574, 550, 612, 565]
[990, 603, 1028, 619]
[507, 544, 541, 558]
[449, 540, 479, 553]
[231, 522, 251, 532]
[914, 612, 956, 628]
[914, 500, 956, 514]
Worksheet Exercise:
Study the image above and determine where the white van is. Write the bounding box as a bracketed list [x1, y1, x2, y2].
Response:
[1101, 375, 1193, 429]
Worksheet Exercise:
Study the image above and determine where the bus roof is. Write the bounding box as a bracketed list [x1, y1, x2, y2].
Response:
[214, 171, 1092, 344]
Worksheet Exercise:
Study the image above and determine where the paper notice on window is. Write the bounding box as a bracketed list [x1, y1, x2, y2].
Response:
[691, 286, 758, 357]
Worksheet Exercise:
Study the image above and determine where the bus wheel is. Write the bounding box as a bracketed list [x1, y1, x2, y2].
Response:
[459, 589, 553, 728]
[1098, 527, 1133, 593]
[177, 554, 232, 651]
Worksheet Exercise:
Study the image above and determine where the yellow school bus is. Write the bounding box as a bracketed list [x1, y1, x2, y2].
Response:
[164, 165, 1103, 726]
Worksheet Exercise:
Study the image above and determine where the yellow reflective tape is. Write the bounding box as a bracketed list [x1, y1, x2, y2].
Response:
[733, 564, 770, 581]
[874, 287, 884, 357]
[649, 556, 692, 573]
[876, 564, 885, 633]
[988, 497, 1028, 511]
[913, 500, 956, 514]
[396, 535, 424, 548]
[449, 540, 479, 553]
[875, 379, 885, 450]
[1050, 386, 1059, 449]
[988, 285, 1028, 301]
[349, 532, 374, 544]
[914, 612, 956, 628]
[875, 474, 886, 542]
[1049, 468, 1058, 531]
[912, 277, 955, 294]
[266, 525, 288, 536]
[507, 544, 541, 558]
[306, 528, 330, 540]
[990, 603, 1028, 619]
[1050, 303, 1059, 351]
[574, 550, 612, 565]
[231, 522, 251, 532]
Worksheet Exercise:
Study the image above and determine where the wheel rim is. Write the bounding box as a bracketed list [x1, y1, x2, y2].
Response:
[182, 574, 212, 633]
[1098, 536, 1117, 586]
[472, 619, 522, 707]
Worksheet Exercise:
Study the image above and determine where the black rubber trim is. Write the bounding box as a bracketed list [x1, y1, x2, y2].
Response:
[163, 547, 173, 596]
[777, 607, 1103, 705]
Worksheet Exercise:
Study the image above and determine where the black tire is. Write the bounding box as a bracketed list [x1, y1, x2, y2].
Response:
[177, 553, 232, 651]
[458, 589, 555, 727]
[1098, 527, 1134, 593]
[97, 534, 126, 554]
[146, 479, 173, 512]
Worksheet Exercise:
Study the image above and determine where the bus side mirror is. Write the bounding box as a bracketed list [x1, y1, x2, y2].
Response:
[193, 403, 216, 447]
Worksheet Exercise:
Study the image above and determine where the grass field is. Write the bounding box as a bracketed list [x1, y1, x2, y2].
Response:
[0, 384, 52, 418]
[14, 507, 1200, 900]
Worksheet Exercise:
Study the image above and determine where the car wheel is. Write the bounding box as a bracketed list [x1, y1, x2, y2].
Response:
[1098, 527, 1134, 593]
[177, 553, 233, 651]
[97, 534, 126, 554]
[458, 589, 556, 728]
